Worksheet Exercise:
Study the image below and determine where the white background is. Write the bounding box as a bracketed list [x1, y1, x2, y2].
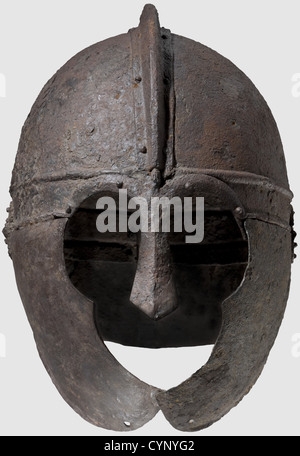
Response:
[0, 0, 299, 436]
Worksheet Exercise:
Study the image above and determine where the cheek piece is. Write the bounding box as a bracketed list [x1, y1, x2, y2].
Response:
[4, 4, 295, 431]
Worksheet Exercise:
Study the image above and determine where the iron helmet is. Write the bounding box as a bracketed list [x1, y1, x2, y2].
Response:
[4, 4, 295, 431]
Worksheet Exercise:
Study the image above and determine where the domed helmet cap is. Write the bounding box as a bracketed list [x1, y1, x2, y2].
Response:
[4, 4, 294, 431]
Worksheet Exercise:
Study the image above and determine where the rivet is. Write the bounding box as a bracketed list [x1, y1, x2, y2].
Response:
[234, 206, 244, 217]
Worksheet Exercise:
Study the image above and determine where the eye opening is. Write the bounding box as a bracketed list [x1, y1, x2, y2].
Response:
[169, 208, 248, 265]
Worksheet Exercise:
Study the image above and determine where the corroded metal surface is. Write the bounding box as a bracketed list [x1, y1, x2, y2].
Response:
[157, 219, 292, 430]
[10, 218, 160, 431]
[4, 4, 294, 431]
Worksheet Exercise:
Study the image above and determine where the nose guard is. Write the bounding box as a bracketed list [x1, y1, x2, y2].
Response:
[4, 4, 294, 431]
[129, 230, 178, 320]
